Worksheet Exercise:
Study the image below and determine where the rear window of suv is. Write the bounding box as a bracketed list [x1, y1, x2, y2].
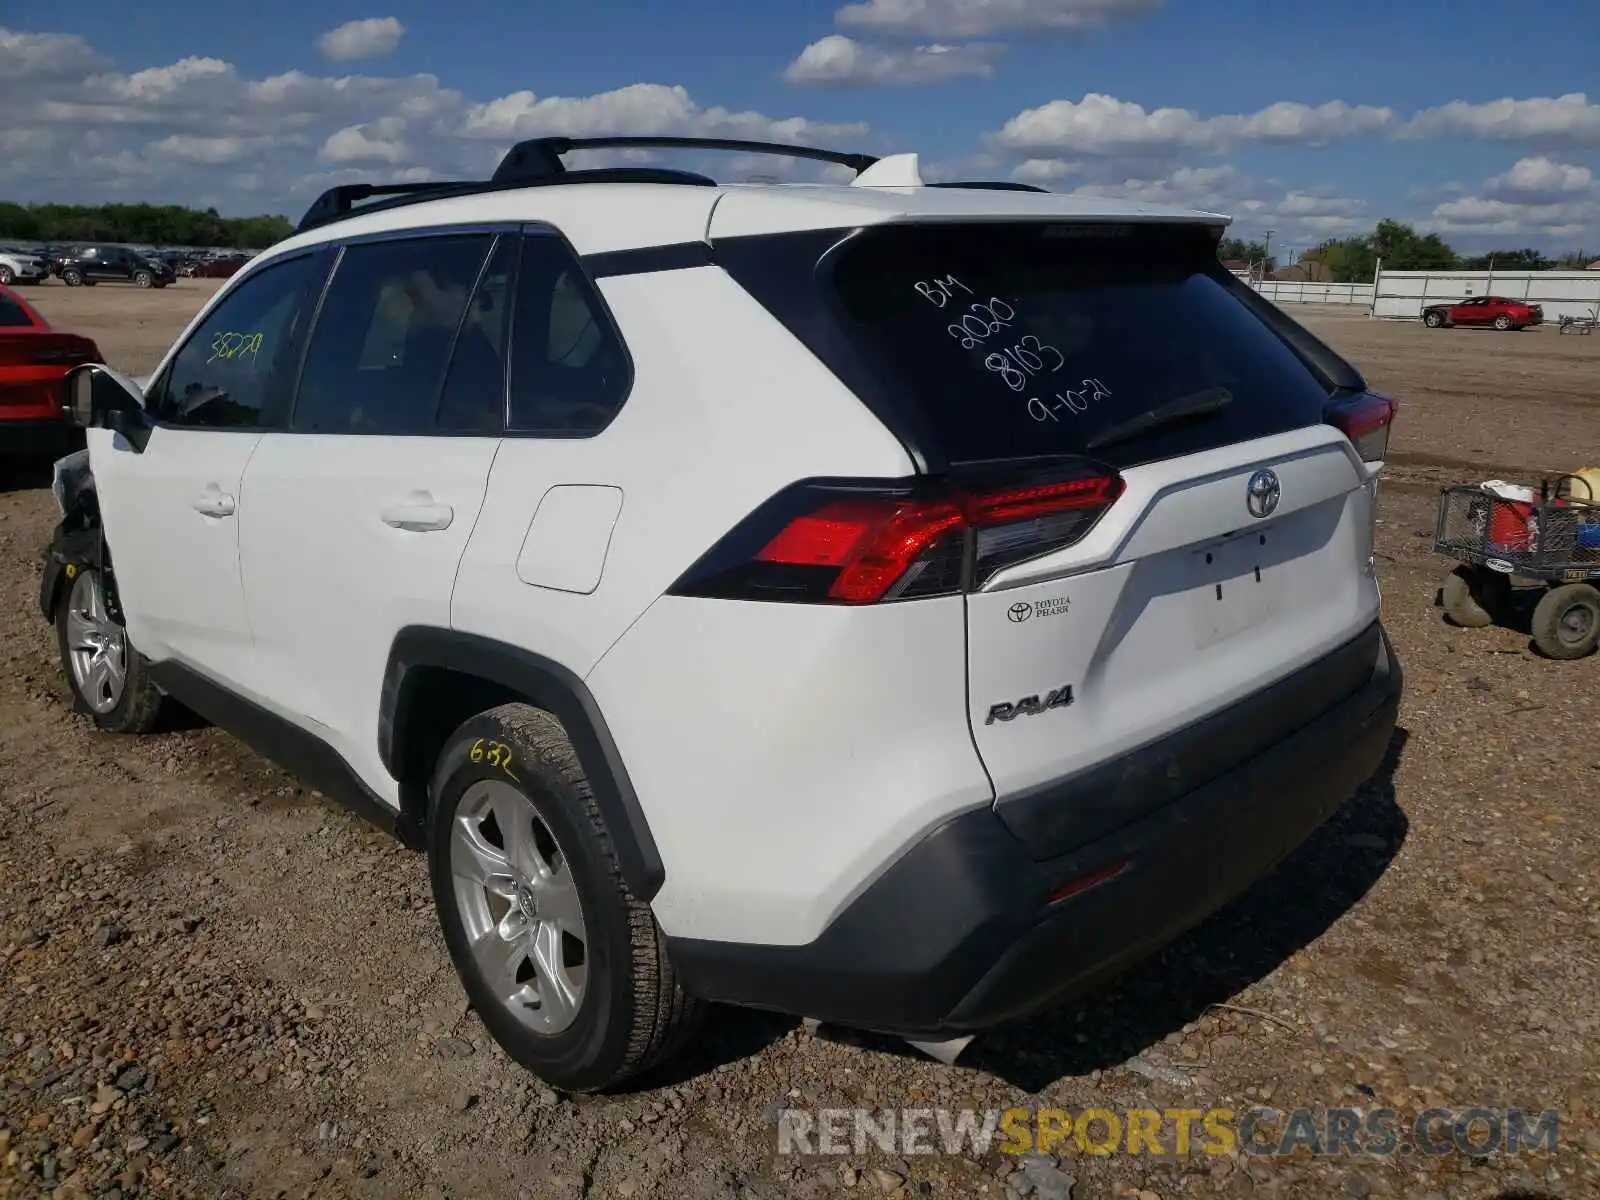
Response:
[827, 221, 1332, 468]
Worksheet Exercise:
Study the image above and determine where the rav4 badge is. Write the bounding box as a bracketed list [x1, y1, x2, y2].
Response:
[986, 685, 1074, 725]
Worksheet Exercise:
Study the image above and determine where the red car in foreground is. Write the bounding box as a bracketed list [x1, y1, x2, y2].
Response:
[0, 286, 100, 467]
[1421, 295, 1544, 331]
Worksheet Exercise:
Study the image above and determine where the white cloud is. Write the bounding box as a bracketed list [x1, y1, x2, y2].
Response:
[316, 17, 406, 62]
[319, 118, 409, 164]
[991, 93, 1394, 156]
[1426, 156, 1598, 237]
[458, 82, 868, 144]
[1487, 155, 1593, 198]
[1430, 195, 1596, 238]
[151, 134, 260, 164]
[1056, 166, 1369, 238]
[782, 35, 1002, 86]
[1402, 93, 1600, 147]
[1011, 158, 1079, 184]
[0, 27, 105, 81]
[0, 24, 870, 215]
[835, 0, 1159, 39]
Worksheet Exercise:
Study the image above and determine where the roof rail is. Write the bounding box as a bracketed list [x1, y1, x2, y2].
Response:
[491, 136, 879, 184]
[294, 137, 881, 235]
[294, 167, 720, 234]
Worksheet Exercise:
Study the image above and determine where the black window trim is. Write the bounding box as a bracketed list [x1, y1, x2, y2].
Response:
[500, 221, 635, 441]
[143, 244, 336, 434]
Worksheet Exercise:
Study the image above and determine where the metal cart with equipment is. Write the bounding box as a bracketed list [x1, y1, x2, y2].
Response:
[1434, 476, 1600, 659]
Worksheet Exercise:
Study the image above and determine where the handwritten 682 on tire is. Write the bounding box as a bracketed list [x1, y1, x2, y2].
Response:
[427, 703, 702, 1092]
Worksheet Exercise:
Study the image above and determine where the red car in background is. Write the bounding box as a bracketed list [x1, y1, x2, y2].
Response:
[0, 286, 100, 469]
[1421, 295, 1544, 331]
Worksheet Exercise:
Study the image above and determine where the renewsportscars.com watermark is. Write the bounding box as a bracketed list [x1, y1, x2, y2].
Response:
[776, 1106, 1559, 1159]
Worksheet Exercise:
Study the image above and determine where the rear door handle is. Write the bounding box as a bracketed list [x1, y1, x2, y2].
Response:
[192, 489, 236, 518]
[381, 495, 455, 532]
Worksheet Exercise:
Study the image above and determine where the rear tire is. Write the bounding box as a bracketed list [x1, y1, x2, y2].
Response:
[428, 703, 702, 1092]
[0, 265, 13, 286]
[1531, 584, 1600, 659]
[1493, 314, 1513, 331]
[1441, 565, 1508, 628]
[55, 565, 165, 733]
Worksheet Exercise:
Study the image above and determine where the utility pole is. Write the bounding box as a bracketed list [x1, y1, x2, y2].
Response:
[1264, 228, 1275, 272]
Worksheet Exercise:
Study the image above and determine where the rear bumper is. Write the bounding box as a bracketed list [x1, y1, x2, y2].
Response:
[0, 416, 75, 457]
[669, 621, 1401, 1036]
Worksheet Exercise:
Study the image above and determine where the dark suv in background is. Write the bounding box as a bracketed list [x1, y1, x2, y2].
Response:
[53, 245, 175, 289]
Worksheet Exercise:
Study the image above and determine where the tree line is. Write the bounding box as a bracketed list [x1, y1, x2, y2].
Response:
[1222, 221, 1594, 282]
[0, 202, 294, 249]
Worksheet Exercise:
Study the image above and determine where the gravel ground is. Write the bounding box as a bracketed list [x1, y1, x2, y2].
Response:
[1, 286, 1597, 1200]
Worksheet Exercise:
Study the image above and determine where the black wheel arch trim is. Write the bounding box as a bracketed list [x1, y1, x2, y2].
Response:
[380, 627, 665, 901]
[39, 523, 103, 623]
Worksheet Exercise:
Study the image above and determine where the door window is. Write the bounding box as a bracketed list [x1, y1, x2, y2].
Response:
[146, 251, 330, 429]
[436, 233, 517, 434]
[291, 234, 494, 434]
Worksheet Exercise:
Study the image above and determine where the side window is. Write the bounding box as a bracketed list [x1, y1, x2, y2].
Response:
[507, 234, 631, 436]
[292, 234, 493, 434]
[148, 252, 328, 429]
[436, 234, 516, 434]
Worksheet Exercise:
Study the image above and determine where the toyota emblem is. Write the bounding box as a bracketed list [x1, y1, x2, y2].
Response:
[1007, 602, 1033, 623]
[1246, 468, 1281, 519]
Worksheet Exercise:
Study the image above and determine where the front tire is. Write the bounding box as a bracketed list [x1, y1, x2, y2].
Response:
[428, 703, 701, 1092]
[55, 565, 165, 732]
[133, 270, 153, 288]
[0, 265, 13, 286]
[62, 268, 83, 287]
[1423, 311, 1444, 328]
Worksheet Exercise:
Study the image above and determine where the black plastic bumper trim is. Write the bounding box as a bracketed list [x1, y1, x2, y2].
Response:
[996, 622, 1384, 860]
[667, 623, 1401, 1036]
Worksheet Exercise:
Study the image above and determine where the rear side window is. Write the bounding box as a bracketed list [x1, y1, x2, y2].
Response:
[828, 222, 1331, 467]
[506, 234, 631, 437]
[293, 234, 493, 434]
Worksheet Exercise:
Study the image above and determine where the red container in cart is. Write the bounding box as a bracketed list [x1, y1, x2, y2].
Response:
[1487, 499, 1535, 551]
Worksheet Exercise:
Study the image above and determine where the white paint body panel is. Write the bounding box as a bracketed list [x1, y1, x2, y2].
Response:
[236, 434, 501, 804]
[586, 595, 994, 946]
[450, 265, 913, 678]
[516, 485, 625, 595]
[86, 425, 260, 684]
[967, 428, 1380, 804]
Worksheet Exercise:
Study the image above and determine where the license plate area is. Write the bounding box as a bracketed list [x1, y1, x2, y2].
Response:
[1191, 529, 1282, 648]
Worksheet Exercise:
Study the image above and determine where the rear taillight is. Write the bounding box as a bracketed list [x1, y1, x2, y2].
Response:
[672, 468, 1123, 604]
[1327, 392, 1397, 462]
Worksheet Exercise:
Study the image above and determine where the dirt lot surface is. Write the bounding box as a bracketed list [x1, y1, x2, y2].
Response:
[2, 286, 1598, 1200]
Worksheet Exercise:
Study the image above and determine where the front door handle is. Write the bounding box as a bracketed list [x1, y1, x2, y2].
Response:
[381, 495, 455, 532]
[192, 489, 236, 518]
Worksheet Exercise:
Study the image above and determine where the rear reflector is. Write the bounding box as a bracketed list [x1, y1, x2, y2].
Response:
[1327, 392, 1397, 462]
[1047, 857, 1129, 904]
[674, 466, 1124, 605]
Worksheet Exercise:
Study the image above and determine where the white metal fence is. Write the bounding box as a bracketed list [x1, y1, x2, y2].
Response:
[1233, 267, 1600, 321]
[1371, 270, 1600, 322]
[1253, 280, 1375, 307]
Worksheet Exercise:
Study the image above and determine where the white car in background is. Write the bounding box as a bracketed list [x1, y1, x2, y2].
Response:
[0, 248, 49, 286]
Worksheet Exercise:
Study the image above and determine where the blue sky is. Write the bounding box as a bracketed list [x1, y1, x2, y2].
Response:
[3, 0, 1599, 254]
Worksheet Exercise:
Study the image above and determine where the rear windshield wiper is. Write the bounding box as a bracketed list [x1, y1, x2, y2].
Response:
[1084, 385, 1233, 453]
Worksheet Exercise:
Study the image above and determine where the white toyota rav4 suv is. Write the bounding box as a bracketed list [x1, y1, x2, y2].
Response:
[43, 136, 1401, 1093]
